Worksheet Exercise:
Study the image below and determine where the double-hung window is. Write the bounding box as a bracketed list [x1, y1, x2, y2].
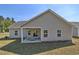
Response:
[57, 30, 61, 37]
[44, 30, 48, 37]
[15, 31, 18, 36]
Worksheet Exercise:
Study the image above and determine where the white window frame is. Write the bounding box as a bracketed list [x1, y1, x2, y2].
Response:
[14, 30, 18, 36]
[57, 30, 62, 37]
[44, 30, 48, 37]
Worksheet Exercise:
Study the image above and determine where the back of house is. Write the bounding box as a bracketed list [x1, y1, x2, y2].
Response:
[71, 22, 79, 37]
[9, 9, 73, 43]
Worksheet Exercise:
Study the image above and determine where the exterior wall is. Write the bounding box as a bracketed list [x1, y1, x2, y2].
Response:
[72, 27, 78, 37]
[9, 28, 21, 38]
[22, 12, 72, 42]
[77, 28, 79, 37]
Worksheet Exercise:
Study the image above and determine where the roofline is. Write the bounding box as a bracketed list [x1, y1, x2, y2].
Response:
[8, 27, 21, 29]
[21, 9, 73, 27]
[70, 22, 79, 28]
[21, 9, 50, 27]
[48, 9, 73, 26]
[8, 21, 26, 29]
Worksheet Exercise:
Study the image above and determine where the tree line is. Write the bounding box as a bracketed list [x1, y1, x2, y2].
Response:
[0, 16, 15, 32]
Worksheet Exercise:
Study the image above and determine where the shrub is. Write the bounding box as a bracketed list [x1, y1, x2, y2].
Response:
[4, 36, 9, 40]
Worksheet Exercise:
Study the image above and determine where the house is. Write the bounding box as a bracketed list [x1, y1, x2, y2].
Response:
[9, 9, 73, 43]
[71, 22, 79, 37]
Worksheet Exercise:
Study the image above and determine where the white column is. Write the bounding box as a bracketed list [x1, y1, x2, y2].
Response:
[41, 28, 42, 41]
[21, 28, 23, 43]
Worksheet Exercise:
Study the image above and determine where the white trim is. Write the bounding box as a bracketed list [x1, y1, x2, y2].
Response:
[21, 27, 42, 28]
[71, 27, 73, 39]
[41, 28, 43, 41]
[21, 27, 42, 43]
[21, 28, 23, 43]
[49, 9, 73, 26]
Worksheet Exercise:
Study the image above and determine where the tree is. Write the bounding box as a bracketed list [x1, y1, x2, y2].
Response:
[0, 16, 16, 32]
[12, 17, 15, 24]
[4, 17, 11, 32]
[6, 17, 11, 21]
[4, 17, 15, 32]
[0, 16, 4, 32]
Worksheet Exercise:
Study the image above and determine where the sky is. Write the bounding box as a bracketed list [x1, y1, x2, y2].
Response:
[0, 4, 79, 22]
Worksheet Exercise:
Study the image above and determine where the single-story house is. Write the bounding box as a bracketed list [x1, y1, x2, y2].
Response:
[71, 22, 79, 37]
[9, 9, 73, 43]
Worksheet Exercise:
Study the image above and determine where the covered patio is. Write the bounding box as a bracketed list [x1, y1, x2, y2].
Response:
[21, 28, 41, 43]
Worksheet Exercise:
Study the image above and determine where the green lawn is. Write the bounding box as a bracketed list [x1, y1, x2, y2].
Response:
[0, 33, 79, 55]
[0, 38, 78, 55]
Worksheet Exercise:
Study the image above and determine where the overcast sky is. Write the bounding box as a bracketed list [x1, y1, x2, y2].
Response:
[0, 4, 79, 22]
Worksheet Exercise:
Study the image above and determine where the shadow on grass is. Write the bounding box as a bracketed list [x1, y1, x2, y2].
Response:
[0, 37, 10, 40]
[0, 40, 75, 55]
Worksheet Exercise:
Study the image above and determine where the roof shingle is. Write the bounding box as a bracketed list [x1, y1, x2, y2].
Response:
[8, 21, 27, 28]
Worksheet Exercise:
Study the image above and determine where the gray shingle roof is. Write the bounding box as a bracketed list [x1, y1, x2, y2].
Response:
[9, 21, 27, 28]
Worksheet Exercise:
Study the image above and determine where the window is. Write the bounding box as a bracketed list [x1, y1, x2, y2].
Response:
[33, 33, 38, 37]
[28, 31, 31, 35]
[33, 30, 38, 37]
[44, 30, 48, 33]
[15, 31, 18, 36]
[57, 30, 61, 37]
[44, 30, 48, 37]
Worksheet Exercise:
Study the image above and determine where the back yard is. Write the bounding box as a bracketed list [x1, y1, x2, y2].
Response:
[0, 33, 79, 55]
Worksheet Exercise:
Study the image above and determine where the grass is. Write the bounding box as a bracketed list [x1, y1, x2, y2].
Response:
[0, 39, 75, 55]
[0, 32, 9, 38]
[0, 33, 79, 55]
[0, 39, 73, 55]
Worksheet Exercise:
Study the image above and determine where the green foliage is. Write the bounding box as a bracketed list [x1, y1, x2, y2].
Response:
[12, 18, 15, 23]
[0, 16, 15, 32]
[0, 16, 4, 32]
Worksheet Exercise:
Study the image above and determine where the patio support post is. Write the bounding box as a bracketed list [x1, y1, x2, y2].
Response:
[41, 29, 42, 41]
[21, 28, 23, 43]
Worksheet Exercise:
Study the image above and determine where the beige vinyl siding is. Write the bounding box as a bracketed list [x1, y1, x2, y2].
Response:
[9, 28, 21, 38]
[22, 12, 72, 41]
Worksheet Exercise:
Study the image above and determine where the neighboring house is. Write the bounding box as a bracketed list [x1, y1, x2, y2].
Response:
[71, 22, 79, 37]
[9, 21, 27, 38]
[9, 9, 73, 43]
